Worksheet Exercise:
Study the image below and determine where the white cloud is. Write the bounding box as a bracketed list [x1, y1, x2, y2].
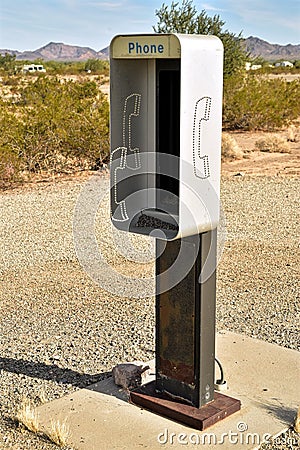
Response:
[201, 3, 226, 12]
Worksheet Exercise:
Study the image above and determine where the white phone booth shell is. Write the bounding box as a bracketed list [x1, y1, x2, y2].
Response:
[110, 33, 223, 240]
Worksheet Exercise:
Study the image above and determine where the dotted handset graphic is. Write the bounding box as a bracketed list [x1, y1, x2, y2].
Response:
[111, 93, 142, 222]
[192, 96, 212, 179]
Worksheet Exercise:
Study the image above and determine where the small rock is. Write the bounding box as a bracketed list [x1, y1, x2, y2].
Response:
[233, 172, 245, 177]
[112, 363, 149, 390]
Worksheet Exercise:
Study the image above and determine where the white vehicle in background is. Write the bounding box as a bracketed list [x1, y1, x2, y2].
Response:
[22, 64, 46, 73]
[274, 61, 294, 68]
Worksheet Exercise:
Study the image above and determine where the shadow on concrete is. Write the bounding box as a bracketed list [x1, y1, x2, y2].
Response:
[87, 376, 130, 401]
[87, 360, 155, 402]
[260, 400, 297, 425]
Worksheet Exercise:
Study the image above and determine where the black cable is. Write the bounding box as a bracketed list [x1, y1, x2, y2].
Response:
[215, 357, 225, 384]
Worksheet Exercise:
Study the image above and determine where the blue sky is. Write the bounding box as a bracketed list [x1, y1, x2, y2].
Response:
[0, 0, 299, 51]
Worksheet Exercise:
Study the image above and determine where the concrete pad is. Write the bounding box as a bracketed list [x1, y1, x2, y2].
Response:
[37, 331, 299, 449]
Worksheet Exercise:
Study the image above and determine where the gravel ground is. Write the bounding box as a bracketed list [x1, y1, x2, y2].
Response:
[0, 173, 299, 449]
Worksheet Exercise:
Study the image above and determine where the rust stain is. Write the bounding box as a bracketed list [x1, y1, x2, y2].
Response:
[159, 357, 195, 385]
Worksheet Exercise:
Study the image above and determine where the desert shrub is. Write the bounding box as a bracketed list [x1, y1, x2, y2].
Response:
[221, 133, 243, 160]
[0, 53, 17, 74]
[223, 75, 300, 130]
[286, 125, 298, 142]
[0, 76, 109, 181]
[41, 60, 82, 74]
[42, 59, 109, 76]
[0, 147, 22, 186]
[255, 134, 291, 153]
[84, 59, 109, 75]
[0, 103, 24, 185]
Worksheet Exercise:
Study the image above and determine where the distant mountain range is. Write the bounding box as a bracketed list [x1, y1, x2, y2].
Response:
[245, 36, 300, 61]
[0, 42, 109, 61]
[1, 37, 299, 62]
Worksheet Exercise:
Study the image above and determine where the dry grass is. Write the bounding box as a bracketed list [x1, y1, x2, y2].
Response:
[15, 397, 39, 434]
[255, 134, 291, 153]
[14, 396, 71, 447]
[36, 389, 47, 405]
[46, 419, 70, 447]
[294, 407, 300, 433]
[221, 133, 244, 160]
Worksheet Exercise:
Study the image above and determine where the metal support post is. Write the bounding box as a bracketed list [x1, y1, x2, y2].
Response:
[130, 229, 241, 429]
[155, 230, 216, 407]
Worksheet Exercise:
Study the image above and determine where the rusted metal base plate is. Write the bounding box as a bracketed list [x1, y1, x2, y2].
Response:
[130, 381, 241, 430]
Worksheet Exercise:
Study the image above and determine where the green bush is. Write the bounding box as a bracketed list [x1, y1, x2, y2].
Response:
[42, 59, 109, 76]
[0, 101, 23, 185]
[0, 76, 109, 183]
[223, 75, 300, 130]
[0, 53, 17, 75]
[153, 0, 248, 78]
[41, 60, 84, 75]
[84, 59, 109, 75]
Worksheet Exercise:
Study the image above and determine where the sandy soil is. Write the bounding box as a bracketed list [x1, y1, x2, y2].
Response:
[221, 129, 300, 177]
[265, 73, 300, 82]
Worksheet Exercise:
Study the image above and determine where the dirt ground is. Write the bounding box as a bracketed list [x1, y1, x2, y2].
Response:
[221, 129, 300, 177]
